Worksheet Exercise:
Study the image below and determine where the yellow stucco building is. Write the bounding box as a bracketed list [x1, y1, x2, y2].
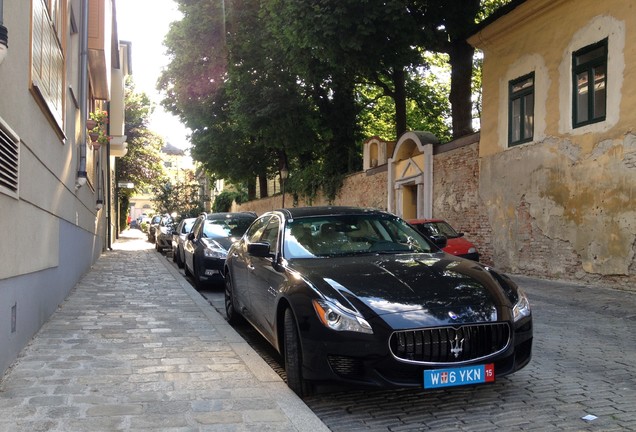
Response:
[469, 0, 635, 286]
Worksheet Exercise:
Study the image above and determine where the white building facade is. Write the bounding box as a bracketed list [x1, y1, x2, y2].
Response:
[0, 0, 129, 375]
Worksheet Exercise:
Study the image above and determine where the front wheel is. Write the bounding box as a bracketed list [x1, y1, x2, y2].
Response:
[224, 272, 244, 325]
[176, 247, 185, 269]
[284, 308, 311, 397]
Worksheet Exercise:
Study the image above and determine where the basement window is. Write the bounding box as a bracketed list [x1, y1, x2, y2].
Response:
[0, 117, 20, 199]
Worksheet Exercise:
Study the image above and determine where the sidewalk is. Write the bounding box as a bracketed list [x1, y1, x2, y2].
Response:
[0, 229, 329, 432]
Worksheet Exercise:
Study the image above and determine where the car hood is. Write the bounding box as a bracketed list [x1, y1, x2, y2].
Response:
[204, 236, 239, 251]
[289, 254, 510, 328]
[444, 236, 476, 256]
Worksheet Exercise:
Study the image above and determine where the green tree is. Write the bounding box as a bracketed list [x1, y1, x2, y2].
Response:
[152, 170, 203, 218]
[116, 78, 166, 229]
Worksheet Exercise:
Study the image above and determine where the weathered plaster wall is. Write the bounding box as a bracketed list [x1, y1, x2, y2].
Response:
[480, 135, 636, 288]
[470, 0, 636, 290]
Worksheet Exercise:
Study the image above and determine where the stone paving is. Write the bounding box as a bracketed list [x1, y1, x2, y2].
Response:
[0, 230, 328, 432]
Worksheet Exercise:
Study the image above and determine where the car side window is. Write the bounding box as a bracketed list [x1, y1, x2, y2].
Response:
[261, 218, 280, 252]
[246, 216, 271, 243]
[190, 217, 204, 240]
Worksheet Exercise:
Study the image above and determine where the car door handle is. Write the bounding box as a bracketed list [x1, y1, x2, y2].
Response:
[232, 252, 239, 257]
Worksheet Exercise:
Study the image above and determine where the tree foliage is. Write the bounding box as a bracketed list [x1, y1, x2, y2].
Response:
[116, 78, 166, 223]
[158, 0, 510, 201]
[152, 170, 204, 218]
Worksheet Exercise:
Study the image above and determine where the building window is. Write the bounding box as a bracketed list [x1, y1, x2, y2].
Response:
[508, 73, 534, 146]
[572, 39, 607, 128]
[31, 0, 66, 131]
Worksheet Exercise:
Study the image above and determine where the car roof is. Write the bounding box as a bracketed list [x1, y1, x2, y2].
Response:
[408, 218, 447, 223]
[272, 206, 390, 219]
[205, 212, 257, 220]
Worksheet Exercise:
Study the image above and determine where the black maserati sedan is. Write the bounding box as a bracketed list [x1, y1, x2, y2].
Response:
[224, 207, 532, 397]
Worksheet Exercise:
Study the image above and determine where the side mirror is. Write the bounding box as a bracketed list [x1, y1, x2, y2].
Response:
[430, 235, 447, 249]
[187, 232, 195, 241]
[457, 232, 465, 237]
[247, 242, 271, 258]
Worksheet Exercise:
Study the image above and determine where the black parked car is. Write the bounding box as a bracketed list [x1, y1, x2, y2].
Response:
[224, 206, 532, 397]
[184, 212, 257, 289]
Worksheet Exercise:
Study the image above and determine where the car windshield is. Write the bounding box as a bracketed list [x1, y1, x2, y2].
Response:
[203, 216, 254, 239]
[423, 221, 459, 238]
[284, 214, 435, 258]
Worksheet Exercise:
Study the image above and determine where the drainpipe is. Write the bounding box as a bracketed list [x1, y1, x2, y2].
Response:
[0, 0, 9, 66]
[76, 0, 89, 188]
[106, 102, 112, 249]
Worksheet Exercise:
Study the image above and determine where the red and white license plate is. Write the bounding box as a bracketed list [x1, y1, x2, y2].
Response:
[423, 363, 495, 389]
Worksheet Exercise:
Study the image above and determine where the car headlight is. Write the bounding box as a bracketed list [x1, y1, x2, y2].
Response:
[203, 241, 227, 259]
[312, 299, 373, 334]
[513, 288, 531, 322]
[468, 247, 477, 254]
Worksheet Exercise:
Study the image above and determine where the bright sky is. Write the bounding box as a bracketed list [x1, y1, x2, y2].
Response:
[117, 0, 191, 150]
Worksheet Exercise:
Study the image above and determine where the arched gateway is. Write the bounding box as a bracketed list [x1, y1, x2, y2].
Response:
[387, 131, 438, 220]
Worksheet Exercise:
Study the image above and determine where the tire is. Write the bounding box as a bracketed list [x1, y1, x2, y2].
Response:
[184, 259, 192, 277]
[176, 247, 184, 268]
[192, 262, 203, 290]
[224, 272, 244, 325]
[284, 308, 311, 397]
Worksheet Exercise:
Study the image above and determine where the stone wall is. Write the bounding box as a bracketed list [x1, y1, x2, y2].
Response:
[233, 169, 389, 214]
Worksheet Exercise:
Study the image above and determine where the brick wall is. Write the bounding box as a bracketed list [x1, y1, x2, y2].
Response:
[234, 169, 389, 214]
[432, 135, 494, 265]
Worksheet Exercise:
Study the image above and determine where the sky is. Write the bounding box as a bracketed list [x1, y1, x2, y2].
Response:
[117, 0, 191, 150]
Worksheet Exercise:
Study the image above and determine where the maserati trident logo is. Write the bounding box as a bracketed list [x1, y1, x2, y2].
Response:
[450, 334, 464, 358]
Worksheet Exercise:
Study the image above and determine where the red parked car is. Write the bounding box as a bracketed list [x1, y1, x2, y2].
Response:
[408, 219, 480, 261]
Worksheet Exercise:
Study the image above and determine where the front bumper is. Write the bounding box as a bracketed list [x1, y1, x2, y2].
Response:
[458, 252, 480, 262]
[156, 235, 172, 250]
[299, 315, 532, 390]
[195, 256, 225, 283]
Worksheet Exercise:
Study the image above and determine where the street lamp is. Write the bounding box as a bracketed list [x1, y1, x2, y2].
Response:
[280, 166, 289, 208]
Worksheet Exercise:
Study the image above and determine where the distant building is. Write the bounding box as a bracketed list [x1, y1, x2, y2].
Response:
[128, 143, 195, 219]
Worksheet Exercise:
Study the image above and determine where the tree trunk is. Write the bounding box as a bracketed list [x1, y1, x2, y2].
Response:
[258, 174, 269, 198]
[247, 177, 257, 201]
[393, 67, 408, 138]
[329, 75, 358, 173]
[448, 40, 475, 139]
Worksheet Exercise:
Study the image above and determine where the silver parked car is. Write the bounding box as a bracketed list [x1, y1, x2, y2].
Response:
[172, 217, 196, 268]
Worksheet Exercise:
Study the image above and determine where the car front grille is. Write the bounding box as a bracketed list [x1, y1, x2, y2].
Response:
[390, 323, 510, 365]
